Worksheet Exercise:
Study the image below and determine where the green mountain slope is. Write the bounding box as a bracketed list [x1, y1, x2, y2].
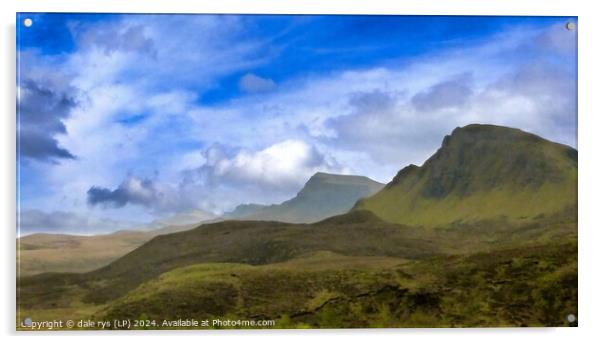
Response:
[102, 241, 576, 328]
[227, 172, 384, 223]
[70, 211, 435, 303]
[354, 124, 577, 227]
[19, 239, 576, 328]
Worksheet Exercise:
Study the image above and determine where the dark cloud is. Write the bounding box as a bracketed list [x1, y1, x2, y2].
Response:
[411, 73, 474, 112]
[19, 129, 75, 161]
[19, 78, 77, 162]
[348, 89, 398, 113]
[87, 175, 202, 214]
[18, 209, 130, 235]
[87, 177, 162, 208]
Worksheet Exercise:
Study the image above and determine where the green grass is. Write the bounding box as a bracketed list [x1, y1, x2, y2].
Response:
[357, 180, 576, 227]
[17, 216, 577, 329]
[70, 211, 437, 304]
[19, 240, 576, 329]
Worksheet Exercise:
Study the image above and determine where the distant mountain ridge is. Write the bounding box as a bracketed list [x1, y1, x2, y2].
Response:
[225, 203, 266, 218]
[224, 172, 385, 223]
[354, 124, 577, 226]
[17, 223, 197, 276]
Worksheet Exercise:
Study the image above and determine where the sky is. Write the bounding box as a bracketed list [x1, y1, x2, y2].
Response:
[16, 14, 577, 235]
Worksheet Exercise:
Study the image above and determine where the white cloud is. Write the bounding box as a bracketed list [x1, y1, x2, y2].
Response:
[209, 139, 342, 188]
[170, 140, 348, 214]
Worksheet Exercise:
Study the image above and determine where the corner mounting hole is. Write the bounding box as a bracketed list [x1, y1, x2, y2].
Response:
[566, 22, 576, 31]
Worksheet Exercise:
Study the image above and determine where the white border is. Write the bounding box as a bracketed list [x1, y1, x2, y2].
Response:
[2, 1, 601, 343]
[1, 0, 582, 15]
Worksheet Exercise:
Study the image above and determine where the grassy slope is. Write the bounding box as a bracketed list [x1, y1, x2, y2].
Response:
[17, 232, 153, 276]
[20, 238, 575, 329]
[75, 211, 438, 304]
[100, 252, 408, 323]
[17, 213, 577, 328]
[120, 241, 573, 328]
[356, 124, 577, 226]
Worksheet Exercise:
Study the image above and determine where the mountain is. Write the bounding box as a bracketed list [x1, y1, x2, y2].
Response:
[223, 203, 267, 218]
[225, 172, 384, 223]
[149, 209, 216, 227]
[354, 124, 577, 227]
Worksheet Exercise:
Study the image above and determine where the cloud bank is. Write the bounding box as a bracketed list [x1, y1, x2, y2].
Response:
[17, 15, 577, 234]
[18, 209, 135, 235]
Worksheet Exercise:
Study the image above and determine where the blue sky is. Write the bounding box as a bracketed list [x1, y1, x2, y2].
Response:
[17, 14, 577, 234]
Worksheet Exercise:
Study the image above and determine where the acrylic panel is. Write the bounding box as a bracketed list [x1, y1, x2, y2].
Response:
[16, 13, 578, 330]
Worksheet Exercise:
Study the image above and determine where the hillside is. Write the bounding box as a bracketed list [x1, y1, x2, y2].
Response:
[355, 124, 577, 227]
[102, 241, 577, 328]
[73, 211, 437, 304]
[226, 172, 384, 223]
[17, 224, 196, 276]
[18, 206, 576, 309]
[19, 239, 577, 328]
